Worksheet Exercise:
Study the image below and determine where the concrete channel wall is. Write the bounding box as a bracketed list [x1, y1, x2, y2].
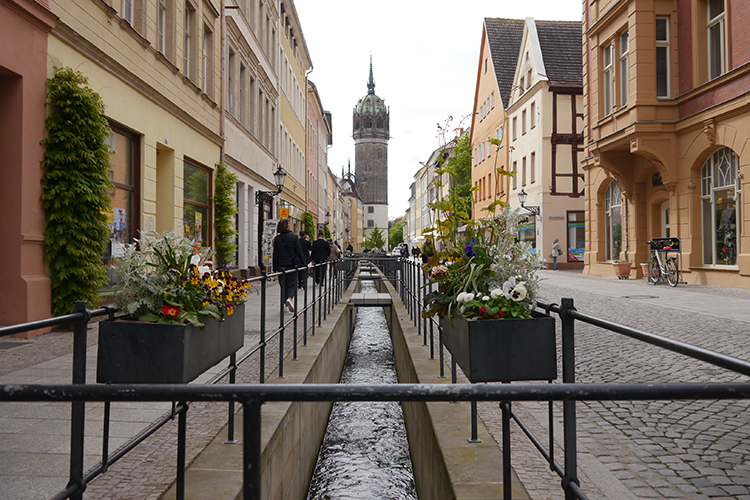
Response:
[169, 263, 529, 499]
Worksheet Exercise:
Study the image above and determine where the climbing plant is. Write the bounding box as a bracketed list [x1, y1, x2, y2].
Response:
[41, 67, 113, 315]
[304, 211, 315, 238]
[213, 163, 238, 267]
[324, 224, 331, 239]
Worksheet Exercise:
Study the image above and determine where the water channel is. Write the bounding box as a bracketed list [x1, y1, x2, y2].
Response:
[306, 280, 418, 499]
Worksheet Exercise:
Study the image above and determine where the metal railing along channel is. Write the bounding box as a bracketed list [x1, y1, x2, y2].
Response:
[2, 257, 750, 500]
[0, 260, 343, 500]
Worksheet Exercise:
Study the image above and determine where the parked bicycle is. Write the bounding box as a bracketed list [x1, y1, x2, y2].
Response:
[646, 237, 681, 287]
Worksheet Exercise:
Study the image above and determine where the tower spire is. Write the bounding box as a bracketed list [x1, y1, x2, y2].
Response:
[367, 54, 375, 95]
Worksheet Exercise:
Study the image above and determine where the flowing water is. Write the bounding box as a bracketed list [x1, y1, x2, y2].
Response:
[306, 280, 417, 500]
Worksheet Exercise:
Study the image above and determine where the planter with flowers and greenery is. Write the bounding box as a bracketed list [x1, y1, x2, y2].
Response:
[421, 132, 556, 383]
[97, 231, 251, 384]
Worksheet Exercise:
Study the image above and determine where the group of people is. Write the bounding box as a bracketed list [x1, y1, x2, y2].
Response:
[271, 219, 344, 313]
[395, 239, 435, 264]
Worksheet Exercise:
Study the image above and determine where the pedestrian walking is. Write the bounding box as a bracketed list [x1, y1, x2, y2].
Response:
[421, 238, 435, 264]
[272, 219, 306, 313]
[298, 231, 312, 288]
[551, 238, 562, 270]
[311, 231, 330, 285]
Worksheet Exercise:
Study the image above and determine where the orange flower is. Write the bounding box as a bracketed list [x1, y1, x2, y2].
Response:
[226, 304, 234, 316]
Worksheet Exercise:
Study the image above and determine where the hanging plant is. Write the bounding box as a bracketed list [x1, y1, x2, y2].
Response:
[213, 163, 238, 268]
[41, 67, 113, 315]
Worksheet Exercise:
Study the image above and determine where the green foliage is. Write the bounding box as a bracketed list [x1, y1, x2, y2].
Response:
[40, 67, 113, 315]
[304, 211, 315, 239]
[213, 163, 238, 267]
[389, 220, 404, 248]
[365, 227, 386, 251]
[324, 224, 331, 239]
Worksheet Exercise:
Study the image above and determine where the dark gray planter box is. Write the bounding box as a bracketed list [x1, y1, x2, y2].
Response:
[97, 303, 245, 384]
[440, 313, 556, 383]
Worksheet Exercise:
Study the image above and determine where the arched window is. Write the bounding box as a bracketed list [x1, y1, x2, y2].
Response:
[377, 117, 384, 128]
[701, 147, 741, 265]
[605, 180, 622, 261]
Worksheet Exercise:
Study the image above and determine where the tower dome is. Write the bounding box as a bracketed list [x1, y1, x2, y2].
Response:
[353, 56, 389, 139]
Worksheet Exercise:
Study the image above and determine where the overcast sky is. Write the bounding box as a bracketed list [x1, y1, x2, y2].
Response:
[294, 0, 582, 219]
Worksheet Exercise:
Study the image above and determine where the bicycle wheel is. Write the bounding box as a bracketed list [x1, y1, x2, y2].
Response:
[648, 256, 660, 283]
[666, 258, 679, 287]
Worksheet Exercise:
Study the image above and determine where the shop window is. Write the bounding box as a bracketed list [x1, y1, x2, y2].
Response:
[518, 216, 536, 251]
[183, 161, 211, 244]
[604, 180, 622, 261]
[701, 147, 740, 265]
[567, 211, 585, 262]
[103, 127, 140, 286]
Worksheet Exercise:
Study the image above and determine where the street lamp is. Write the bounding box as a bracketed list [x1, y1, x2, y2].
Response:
[518, 189, 540, 216]
[256, 164, 287, 272]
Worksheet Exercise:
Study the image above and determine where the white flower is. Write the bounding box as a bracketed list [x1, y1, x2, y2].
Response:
[456, 292, 468, 303]
[482, 295, 490, 301]
[197, 265, 210, 276]
[509, 283, 527, 302]
[490, 288, 503, 299]
[465, 293, 475, 302]
[191, 254, 201, 267]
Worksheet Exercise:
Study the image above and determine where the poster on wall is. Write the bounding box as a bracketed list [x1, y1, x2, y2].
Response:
[195, 212, 203, 244]
[262, 219, 278, 270]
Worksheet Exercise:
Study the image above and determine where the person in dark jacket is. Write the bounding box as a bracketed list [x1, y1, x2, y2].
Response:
[311, 231, 330, 285]
[272, 219, 306, 313]
[298, 231, 312, 288]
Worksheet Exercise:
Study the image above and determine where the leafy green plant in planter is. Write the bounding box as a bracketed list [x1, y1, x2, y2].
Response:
[213, 163, 238, 268]
[41, 67, 113, 315]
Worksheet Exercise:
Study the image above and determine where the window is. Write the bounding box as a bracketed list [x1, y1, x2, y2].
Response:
[367, 220, 374, 228]
[520, 76, 525, 93]
[490, 91, 495, 109]
[530, 152, 536, 184]
[157, 0, 166, 53]
[567, 211, 585, 262]
[484, 58, 488, 73]
[527, 69, 532, 87]
[103, 126, 140, 287]
[512, 161, 517, 190]
[518, 216, 536, 250]
[708, 0, 725, 80]
[656, 18, 670, 98]
[202, 27, 213, 96]
[702, 147, 740, 265]
[227, 49, 235, 114]
[530, 102, 535, 128]
[122, 0, 133, 24]
[495, 125, 503, 149]
[512, 117, 517, 140]
[183, 161, 211, 244]
[619, 31, 629, 106]
[239, 63, 246, 124]
[368, 206, 374, 213]
[522, 109, 527, 135]
[522, 156, 527, 186]
[184, 2, 196, 80]
[602, 43, 613, 116]
[473, 147, 477, 166]
[487, 136, 491, 157]
[604, 180, 622, 261]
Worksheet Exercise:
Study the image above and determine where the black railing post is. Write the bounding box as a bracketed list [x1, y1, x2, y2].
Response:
[560, 297, 579, 499]
[429, 317, 435, 360]
[226, 353, 238, 444]
[176, 401, 188, 500]
[69, 300, 89, 500]
[242, 398, 262, 500]
[293, 269, 298, 362]
[438, 321, 446, 378]
[501, 401, 512, 500]
[417, 267, 422, 336]
[279, 271, 285, 379]
[259, 273, 267, 384]
[312, 267, 318, 332]
[470, 400, 480, 443]
[303, 269, 309, 344]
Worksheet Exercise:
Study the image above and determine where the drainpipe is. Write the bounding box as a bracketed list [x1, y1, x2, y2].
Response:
[304, 65, 313, 222]
[219, 0, 227, 165]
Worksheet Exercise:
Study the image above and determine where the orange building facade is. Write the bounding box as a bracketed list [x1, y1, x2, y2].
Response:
[582, 0, 750, 286]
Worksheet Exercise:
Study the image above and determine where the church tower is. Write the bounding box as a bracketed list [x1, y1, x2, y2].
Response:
[353, 57, 389, 240]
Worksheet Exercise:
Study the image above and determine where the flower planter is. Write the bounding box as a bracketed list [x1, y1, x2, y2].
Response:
[440, 313, 557, 383]
[640, 263, 650, 279]
[96, 304, 245, 384]
[613, 262, 632, 279]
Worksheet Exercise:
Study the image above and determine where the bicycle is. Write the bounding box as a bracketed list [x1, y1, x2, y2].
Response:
[646, 238, 681, 287]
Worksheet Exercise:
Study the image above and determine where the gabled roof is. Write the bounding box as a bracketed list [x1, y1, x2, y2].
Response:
[535, 20, 582, 86]
[484, 18, 525, 109]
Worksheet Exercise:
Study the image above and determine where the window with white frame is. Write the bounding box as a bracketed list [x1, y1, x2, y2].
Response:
[512, 117, 517, 140]
[702, 147, 740, 265]
[619, 31, 629, 106]
[122, 0, 133, 24]
[184, 2, 196, 79]
[656, 18, 670, 98]
[708, 0, 725, 80]
[602, 43, 613, 116]
[491, 91, 495, 109]
[202, 27, 212, 94]
[495, 125, 503, 149]
[227, 48, 235, 114]
[604, 180, 622, 261]
[522, 156, 527, 186]
[530, 152, 536, 184]
[530, 102, 536, 128]
[487, 136, 491, 157]
[157, 0, 166, 53]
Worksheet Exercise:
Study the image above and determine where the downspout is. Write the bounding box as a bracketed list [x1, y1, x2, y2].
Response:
[220, 0, 226, 164]
[304, 66, 313, 223]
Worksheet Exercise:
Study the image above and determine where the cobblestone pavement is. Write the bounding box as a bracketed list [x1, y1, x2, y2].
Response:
[474, 271, 750, 499]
